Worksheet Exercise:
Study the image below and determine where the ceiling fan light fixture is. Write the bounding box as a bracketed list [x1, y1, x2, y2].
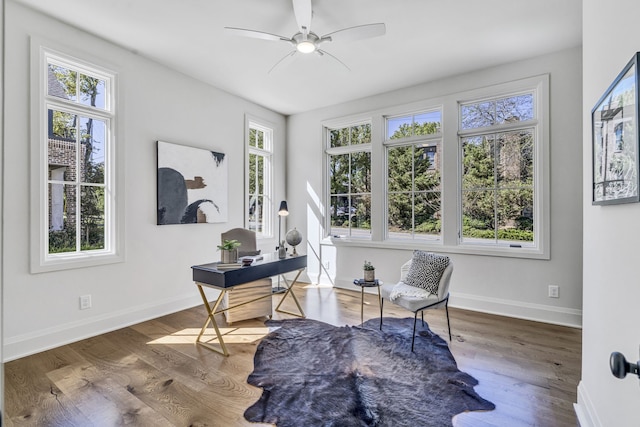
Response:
[292, 31, 319, 54]
[225, 0, 386, 72]
[296, 40, 316, 53]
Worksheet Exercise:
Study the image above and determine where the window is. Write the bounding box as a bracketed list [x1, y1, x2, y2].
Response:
[322, 75, 548, 258]
[32, 46, 120, 272]
[459, 93, 536, 247]
[246, 119, 273, 238]
[386, 110, 442, 241]
[326, 123, 372, 238]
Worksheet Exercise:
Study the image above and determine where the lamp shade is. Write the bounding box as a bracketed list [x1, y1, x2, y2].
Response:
[278, 200, 289, 216]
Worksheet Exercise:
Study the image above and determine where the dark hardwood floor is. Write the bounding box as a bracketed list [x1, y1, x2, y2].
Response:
[4, 283, 581, 426]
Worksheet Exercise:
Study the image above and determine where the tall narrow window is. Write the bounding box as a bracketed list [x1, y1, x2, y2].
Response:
[247, 120, 273, 237]
[34, 48, 119, 271]
[460, 93, 536, 247]
[326, 123, 371, 239]
[386, 110, 442, 241]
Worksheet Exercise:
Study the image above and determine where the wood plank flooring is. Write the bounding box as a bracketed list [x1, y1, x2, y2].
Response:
[4, 283, 581, 426]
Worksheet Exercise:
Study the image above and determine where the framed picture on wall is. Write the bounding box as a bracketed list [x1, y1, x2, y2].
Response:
[592, 52, 640, 205]
[157, 141, 228, 224]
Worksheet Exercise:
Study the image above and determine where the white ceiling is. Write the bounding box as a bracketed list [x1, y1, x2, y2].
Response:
[15, 0, 582, 115]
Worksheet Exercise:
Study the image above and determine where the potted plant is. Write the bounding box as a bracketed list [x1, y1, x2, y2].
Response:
[363, 260, 375, 282]
[217, 239, 241, 263]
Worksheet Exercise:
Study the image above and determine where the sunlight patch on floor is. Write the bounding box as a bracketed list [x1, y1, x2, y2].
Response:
[301, 283, 333, 289]
[146, 326, 272, 345]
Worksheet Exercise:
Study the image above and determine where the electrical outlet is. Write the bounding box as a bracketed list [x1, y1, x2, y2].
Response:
[548, 285, 559, 298]
[80, 295, 92, 310]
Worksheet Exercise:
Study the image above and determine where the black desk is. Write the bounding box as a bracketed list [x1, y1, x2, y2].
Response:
[191, 253, 307, 356]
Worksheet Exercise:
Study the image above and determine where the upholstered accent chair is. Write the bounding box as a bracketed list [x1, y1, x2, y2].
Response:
[379, 257, 453, 351]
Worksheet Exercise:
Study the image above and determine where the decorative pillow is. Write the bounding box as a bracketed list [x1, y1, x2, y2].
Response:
[403, 251, 449, 295]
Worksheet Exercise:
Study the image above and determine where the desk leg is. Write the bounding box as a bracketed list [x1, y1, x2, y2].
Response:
[196, 285, 230, 357]
[275, 269, 306, 318]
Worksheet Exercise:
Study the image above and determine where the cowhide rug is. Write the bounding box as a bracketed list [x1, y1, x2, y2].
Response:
[244, 317, 494, 427]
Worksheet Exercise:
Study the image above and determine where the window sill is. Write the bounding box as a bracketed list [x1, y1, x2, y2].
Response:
[31, 251, 125, 274]
[322, 237, 548, 260]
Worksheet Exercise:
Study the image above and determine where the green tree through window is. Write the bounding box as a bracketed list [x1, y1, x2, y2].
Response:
[386, 113, 442, 240]
[328, 123, 371, 238]
[47, 62, 109, 254]
[247, 122, 272, 236]
[460, 94, 535, 245]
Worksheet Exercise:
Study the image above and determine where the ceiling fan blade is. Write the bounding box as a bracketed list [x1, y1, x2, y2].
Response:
[224, 27, 291, 43]
[268, 50, 298, 74]
[317, 49, 350, 71]
[321, 23, 386, 44]
[292, 0, 312, 32]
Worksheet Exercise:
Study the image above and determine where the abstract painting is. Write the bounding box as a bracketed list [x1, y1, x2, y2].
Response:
[157, 140, 227, 224]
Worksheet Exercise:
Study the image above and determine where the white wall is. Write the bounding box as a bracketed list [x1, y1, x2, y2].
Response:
[2, 2, 286, 361]
[287, 47, 583, 327]
[1, 0, 6, 411]
[577, 1, 640, 425]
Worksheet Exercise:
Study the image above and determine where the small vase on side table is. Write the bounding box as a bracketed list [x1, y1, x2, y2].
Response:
[363, 269, 375, 282]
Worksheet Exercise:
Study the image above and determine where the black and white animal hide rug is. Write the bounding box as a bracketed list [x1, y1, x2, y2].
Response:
[244, 317, 494, 427]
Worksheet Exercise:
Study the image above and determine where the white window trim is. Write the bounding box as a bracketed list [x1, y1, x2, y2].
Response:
[323, 75, 550, 260]
[30, 40, 124, 273]
[245, 115, 274, 239]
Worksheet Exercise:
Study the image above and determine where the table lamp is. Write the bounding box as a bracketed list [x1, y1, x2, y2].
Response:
[278, 200, 289, 249]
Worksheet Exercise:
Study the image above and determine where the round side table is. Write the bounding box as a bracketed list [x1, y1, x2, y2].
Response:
[353, 279, 383, 327]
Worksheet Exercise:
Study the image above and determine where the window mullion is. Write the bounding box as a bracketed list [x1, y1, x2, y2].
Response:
[458, 120, 538, 139]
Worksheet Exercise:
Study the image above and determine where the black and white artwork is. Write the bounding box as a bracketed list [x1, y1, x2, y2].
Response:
[592, 52, 640, 205]
[157, 140, 228, 224]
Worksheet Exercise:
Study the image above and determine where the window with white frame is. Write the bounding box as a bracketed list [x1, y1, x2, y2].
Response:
[385, 110, 442, 241]
[326, 123, 372, 239]
[33, 47, 119, 271]
[323, 76, 548, 258]
[246, 120, 273, 237]
[459, 93, 536, 247]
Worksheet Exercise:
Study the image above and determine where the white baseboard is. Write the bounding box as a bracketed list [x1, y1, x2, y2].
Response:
[3, 274, 312, 362]
[333, 278, 582, 328]
[7, 275, 579, 361]
[450, 292, 582, 328]
[575, 381, 601, 427]
[3, 294, 204, 362]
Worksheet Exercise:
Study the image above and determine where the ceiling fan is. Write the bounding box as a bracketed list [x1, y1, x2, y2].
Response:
[224, 0, 386, 72]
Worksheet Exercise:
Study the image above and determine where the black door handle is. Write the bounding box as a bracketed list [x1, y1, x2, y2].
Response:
[610, 351, 640, 379]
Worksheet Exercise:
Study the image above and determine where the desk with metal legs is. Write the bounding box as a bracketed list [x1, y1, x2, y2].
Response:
[191, 254, 307, 356]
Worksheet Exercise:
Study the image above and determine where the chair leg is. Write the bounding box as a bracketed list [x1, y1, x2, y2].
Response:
[421, 311, 424, 327]
[445, 300, 452, 341]
[379, 298, 384, 330]
[412, 312, 418, 352]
